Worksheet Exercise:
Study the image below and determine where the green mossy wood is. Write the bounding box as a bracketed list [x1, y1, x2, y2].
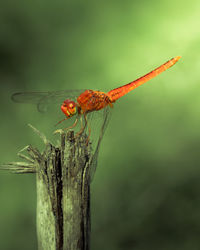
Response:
[1, 125, 93, 250]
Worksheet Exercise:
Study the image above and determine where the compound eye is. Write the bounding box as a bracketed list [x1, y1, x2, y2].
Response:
[69, 103, 74, 108]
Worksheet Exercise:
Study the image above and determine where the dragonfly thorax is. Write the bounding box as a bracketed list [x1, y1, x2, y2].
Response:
[61, 99, 77, 117]
[77, 90, 113, 113]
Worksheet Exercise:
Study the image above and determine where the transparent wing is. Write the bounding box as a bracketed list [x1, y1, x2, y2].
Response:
[86, 106, 112, 182]
[11, 90, 86, 112]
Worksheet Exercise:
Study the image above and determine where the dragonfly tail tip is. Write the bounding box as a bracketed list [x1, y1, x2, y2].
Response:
[174, 56, 181, 62]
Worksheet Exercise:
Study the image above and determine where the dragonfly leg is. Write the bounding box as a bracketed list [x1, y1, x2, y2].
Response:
[55, 117, 69, 127]
[84, 115, 91, 145]
[86, 124, 91, 146]
[54, 116, 79, 134]
[63, 117, 79, 131]
[75, 113, 87, 137]
[76, 113, 91, 145]
[109, 102, 114, 108]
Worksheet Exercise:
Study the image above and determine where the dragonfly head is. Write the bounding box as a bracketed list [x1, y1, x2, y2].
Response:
[61, 99, 77, 117]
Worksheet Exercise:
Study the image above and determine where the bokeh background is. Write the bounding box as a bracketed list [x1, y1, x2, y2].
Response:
[0, 0, 200, 249]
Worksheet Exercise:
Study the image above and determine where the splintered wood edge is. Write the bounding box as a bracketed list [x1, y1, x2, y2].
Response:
[0, 128, 92, 176]
[28, 124, 48, 144]
[0, 124, 49, 174]
[0, 144, 40, 174]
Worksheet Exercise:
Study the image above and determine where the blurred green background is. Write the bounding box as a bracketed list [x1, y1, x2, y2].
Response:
[0, 0, 200, 249]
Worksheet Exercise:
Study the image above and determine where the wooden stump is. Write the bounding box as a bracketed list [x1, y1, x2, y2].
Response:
[1, 127, 92, 250]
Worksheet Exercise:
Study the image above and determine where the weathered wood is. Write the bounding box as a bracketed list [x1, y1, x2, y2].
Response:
[1, 126, 92, 250]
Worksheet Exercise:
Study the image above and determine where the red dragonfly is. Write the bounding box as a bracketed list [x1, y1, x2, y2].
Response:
[12, 56, 181, 179]
[12, 56, 181, 134]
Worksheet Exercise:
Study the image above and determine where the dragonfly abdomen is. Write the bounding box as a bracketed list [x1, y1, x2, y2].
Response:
[107, 56, 181, 102]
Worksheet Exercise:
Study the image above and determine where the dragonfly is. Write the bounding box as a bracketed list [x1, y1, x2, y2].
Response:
[12, 56, 181, 180]
[12, 56, 181, 133]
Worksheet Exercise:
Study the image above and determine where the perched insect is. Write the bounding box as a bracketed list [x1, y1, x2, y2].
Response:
[12, 56, 181, 178]
[12, 56, 181, 136]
